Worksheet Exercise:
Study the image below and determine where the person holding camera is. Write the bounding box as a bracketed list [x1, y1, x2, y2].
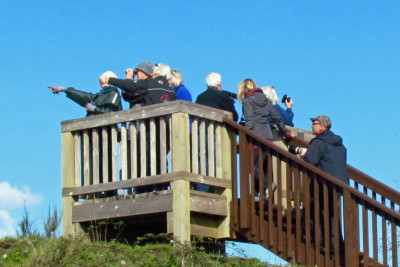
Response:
[262, 85, 294, 127]
[48, 71, 122, 117]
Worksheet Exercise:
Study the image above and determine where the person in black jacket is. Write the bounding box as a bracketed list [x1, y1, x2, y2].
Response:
[101, 61, 175, 108]
[48, 71, 122, 116]
[195, 72, 238, 122]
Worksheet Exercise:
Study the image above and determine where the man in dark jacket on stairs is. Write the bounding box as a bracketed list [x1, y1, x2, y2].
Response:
[302, 114, 347, 262]
[49, 71, 122, 116]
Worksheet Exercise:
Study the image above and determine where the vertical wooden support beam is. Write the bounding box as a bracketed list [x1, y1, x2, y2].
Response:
[171, 113, 191, 243]
[62, 132, 83, 237]
[343, 190, 358, 267]
[218, 124, 232, 238]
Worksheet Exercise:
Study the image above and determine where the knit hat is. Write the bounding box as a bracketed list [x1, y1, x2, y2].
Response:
[135, 61, 154, 76]
[310, 115, 331, 129]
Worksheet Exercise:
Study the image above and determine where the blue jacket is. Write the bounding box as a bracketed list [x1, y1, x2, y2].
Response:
[175, 84, 192, 102]
[274, 105, 294, 126]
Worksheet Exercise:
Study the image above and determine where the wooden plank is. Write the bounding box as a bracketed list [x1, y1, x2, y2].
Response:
[333, 189, 340, 267]
[313, 177, 322, 266]
[74, 133, 81, 187]
[303, 171, 313, 266]
[92, 129, 100, 185]
[276, 155, 283, 253]
[102, 127, 109, 183]
[391, 201, 398, 267]
[150, 118, 157, 175]
[140, 120, 147, 177]
[372, 192, 378, 262]
[111, 126, 118, 183]
[172, 179, 190, 243]
[207, 122, 215, 177]
[215, 123, 222, 178]
[191, 118, 199, 174]
[129, 122, 138, 179]
[381, 197, 387, 266]
[323, 182, 330, 267]
[199, 119, 206, 175]
[62, 102, 181, 132]
[293, 164, 303, 263]
[190, 193, 227, 216]
[239, 131, 250, 229]
[231, 131, 239, 228]
[363, 186, 369, 265]
[159, 116, 167, 174]
[171, 113, 191, 243]
[120, 124, 127, 181]
[83, 130, 90, 186]
[190, 213, 219, 239]
[217, 124, 232, 239]
[62, 132, 84, 237]
[72, 193, 173, 222]
[63, 172, 231, 197]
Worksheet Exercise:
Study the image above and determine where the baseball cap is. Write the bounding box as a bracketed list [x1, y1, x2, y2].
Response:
[310, 115, 331, 129]
[135, 61, 154, 76]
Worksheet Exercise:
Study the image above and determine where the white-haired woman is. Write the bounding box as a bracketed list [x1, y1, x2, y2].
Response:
[49, 71, 122, 116]
[262, 85, 294, 126]
[170, 69, 192, 102]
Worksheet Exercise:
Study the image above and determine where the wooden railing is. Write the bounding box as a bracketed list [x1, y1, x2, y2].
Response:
[61, 101, 234, 242]
[224, 117, 400, 267]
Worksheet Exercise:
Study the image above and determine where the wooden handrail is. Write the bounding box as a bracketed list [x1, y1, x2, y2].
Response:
[224, 116, 400, 266]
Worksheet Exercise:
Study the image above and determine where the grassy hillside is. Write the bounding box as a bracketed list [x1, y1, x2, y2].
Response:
[0, 235, 285, 267]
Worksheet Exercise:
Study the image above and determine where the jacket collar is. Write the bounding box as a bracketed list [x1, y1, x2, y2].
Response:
[245, 88, 263, 97]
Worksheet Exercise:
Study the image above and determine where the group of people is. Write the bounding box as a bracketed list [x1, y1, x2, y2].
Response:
[49, 60, 347, 189]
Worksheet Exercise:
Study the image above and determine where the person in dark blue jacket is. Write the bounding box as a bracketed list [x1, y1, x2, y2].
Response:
[262, 85, 294, 126]
[302, 115, 347, 261]
[170, 70, 192, 102]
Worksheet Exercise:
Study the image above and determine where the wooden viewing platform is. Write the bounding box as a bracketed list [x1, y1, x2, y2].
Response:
[61, 101, 400, 266]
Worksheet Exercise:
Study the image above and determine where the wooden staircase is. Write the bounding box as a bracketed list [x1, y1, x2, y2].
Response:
[224, 117, 399, 267]
[61, 101, 399, 267]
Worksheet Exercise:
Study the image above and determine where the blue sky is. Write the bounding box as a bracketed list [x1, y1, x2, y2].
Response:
[1, 0, 399, 263]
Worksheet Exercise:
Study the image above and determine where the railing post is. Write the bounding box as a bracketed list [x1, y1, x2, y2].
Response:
[343, 190, 359, 266]
[218, 124, 233, 238]
[61, 131, 83, 237]
[170, 112, 191, 244]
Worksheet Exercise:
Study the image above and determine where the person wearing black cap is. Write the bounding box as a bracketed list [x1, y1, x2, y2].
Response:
[102, 61, 175, 108]
[303, 115, 347, 262]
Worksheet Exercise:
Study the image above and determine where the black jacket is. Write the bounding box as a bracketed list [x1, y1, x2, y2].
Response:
[304, 130, 348, 184]
[65, 86, 122, 117]
[109, 76, 176, 108]
[195, 87, 238, 122]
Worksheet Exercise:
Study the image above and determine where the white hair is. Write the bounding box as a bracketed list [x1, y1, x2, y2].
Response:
[153, 63, 172, 80]
[262, 85, 279, 105]
[206, 72, 221, 88]
[100, 71, 117, 79]
[170, 70, 183, 87]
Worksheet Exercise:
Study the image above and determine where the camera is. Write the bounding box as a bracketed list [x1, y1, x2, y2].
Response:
[281, 94, 291, 103]
[289, 145, 307, 155]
